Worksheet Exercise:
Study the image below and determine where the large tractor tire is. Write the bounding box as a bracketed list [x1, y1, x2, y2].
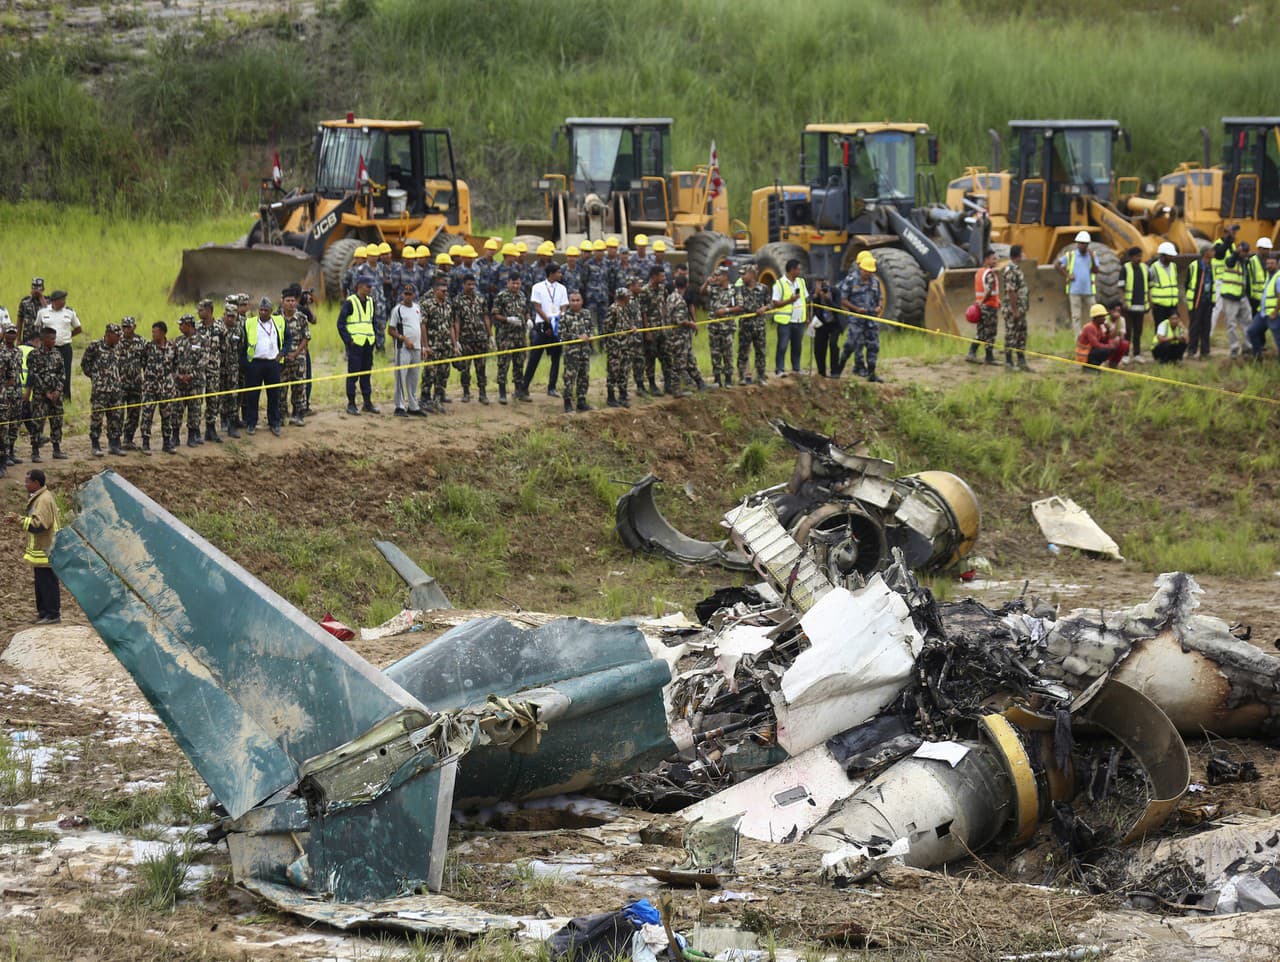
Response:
[429, 231, 466, 256]
[1090, 242, 1123, 308]
[322, 237, 364, 300]
[873, 247, 929, 326]
[686, 230, 733, 289]
[754, 242, 809, 289]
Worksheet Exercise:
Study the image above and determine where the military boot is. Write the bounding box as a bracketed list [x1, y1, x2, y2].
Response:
[141, 437, 152, 455]
[226, 421, 241, 439]
[91, 436, 103, 457]
[563, 395, 574, 414]
[6, 442, 19, 465]
[122, 435, 138, 452]
[52, 444, 68, 460]
[576, 398, 592, 412]
[634, 382, 649, 398]
[866, 363, 883, 383]
[607, 386, 620, 408]
[984, 346, 997, 365]
[498, 386, 508, 405]
[205, 425, 223, 443]
[1018, 351, 1034, 373]
[648, 377, 659, 395]
[187, 429, 200, 448]
[619, 387, 630, 408]
[478, 389, 489, 405]
[108, 438, 125, 456]
[966, 345, 980, 364]
[461, 386, 472, 402]
[29, 442, 41, 464]
[1005, 350, 1015, 369]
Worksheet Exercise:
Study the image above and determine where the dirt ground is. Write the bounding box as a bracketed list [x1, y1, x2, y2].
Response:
[2, 359, 1279, 960]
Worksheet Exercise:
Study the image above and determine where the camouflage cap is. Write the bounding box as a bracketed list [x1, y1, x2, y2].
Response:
[31, 277, 44, 289]
[105, 322, 123, 335]
[197, 298, 214, 310]
[236, 292, 251, 306]
[121, 315, 137, 327]
[223, 296, 238, 310]
[1, 321, 16, 333]
[178, 313, 196, 325]
[615, 287, 630, 298]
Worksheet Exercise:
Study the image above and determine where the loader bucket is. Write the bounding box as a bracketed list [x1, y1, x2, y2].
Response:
[923, 261, 1072, 340]
[170, 244, 321, 306]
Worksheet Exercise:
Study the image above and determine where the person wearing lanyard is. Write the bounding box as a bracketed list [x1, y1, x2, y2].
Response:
[338, 274, 380, 415]
[243, 297, 290, 435]
[35, 289, 81, 402]
[770, 259, 809, 375]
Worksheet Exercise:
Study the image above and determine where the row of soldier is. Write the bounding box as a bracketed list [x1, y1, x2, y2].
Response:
[0, 289, 316, 467]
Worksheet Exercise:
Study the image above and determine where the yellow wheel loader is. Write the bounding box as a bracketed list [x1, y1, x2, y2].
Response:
[943, 120, 1196, 331]
[515, 117, 745, 287]
[745, 122, 988, 333]
[171, 116, 472, 304]
[1156, 117, 1280, 250]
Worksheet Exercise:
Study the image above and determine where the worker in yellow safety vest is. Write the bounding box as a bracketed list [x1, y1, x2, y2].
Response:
[338, 272, 380, 415]
[1145, 242, 1181, 362]
[769, 258, 809, 375]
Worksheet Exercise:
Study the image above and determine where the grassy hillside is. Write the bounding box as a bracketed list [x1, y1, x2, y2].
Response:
[0, 0, 1274, 224]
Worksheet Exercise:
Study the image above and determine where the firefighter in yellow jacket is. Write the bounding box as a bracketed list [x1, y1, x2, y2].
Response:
[10, 468, 61, 624]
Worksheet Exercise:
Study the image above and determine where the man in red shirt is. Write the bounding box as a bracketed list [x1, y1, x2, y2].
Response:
[1075, 303, 1130, 369]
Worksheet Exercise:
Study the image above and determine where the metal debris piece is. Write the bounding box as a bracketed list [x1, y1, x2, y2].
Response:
[374, 539, 453, 610]
[1031, 496, 1122, 560]
[615, 421, 981, 577]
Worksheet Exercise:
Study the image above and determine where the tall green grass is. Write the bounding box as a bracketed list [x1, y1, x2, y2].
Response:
[0, 0, 1276, 219]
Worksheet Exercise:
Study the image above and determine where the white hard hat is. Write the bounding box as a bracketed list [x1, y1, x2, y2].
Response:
[1257, 237, 1274, 250]
[1157, 241, 1177, 257]
[1074, 231, 1091, 244]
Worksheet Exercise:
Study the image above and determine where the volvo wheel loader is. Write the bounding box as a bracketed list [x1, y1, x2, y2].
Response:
[514, 117, 744, 287]
[745, 122, 987, 332]
[171, 115, 472, 304]
[943, 120, 1196, 329]
[1156, 117, 1280, 249]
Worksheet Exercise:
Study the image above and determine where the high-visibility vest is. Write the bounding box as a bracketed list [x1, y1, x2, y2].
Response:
[343, 294, 375, 345]
[1187, 259, 1216, 305]
[1123, 261, 1144, 307]
[974, 267, 999, 307]
[1218, 259, 1245, 299]
[772, 276, 807, 324]
[1063, 250, 1095, 295]
[1149, 261, 1179, 308]
[1262, 272, 1280, 316]
[1247, 254, 1268, 299]
[1210, 239, 1233, 283]
[244, 314, 285, 359]
[19, 344, 33, 384]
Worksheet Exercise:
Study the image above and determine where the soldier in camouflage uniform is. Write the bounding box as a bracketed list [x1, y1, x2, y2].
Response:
[562, 247, 583, 297]
[25, 327, 67, 462]
[196, 299, 224, 442]
[559, 291, 593, 412]
[0, 323, 22, 468]
[666, 275, 705, 396]
[1000, 245, 1032, 371]
[80, 322, 126, 456]
[622, 275, 648, 396]
[637, 266, 671, 394]
[117, 316, 145, 449]
[474, 239, 501, 310]
[17, 277, 46, 343]
[173, 314, 206, 447]
[342, 245, 367, 299]
[651, 241, 674, 290]
[141, 321, 179, 455]
[365, 247, 388, 352]
[735, 266, 771, 384]
[451, 274, 491, 403]
[705, 267, 740, 387]
[491, 273, 527, 404]
[278, 286, 312, 424]
[220, 297, 245, 437]
[602, 287, 633, 408]
[966, 249, 1000, 366]
[582, 242, 610, 336]
[837, 252, 884, 381]
[420, 276, 455, 412]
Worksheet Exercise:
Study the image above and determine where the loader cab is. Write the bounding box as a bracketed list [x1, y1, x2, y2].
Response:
[800, 123, 935, 232]
[1006, 121, 1122, 226]
[561, 118, 672, 220]
[313, 119, 462, 221]
[1219, 118, 1280, 222]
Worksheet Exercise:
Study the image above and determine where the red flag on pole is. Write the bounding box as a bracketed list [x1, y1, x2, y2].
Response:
[708, 140, 723, 199]
[358, 155, 369, 188]
[271, 151, 283, 188]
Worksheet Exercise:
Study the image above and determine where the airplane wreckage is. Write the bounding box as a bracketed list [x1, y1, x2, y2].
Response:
[49, 463, 1280, 935]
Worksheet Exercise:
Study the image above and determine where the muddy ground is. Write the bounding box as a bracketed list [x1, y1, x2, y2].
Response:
[2, 360, 1279, 960]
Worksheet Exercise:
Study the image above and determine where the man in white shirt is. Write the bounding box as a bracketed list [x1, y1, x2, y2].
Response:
[769, 259, 809, 375]
[35, 289, 82, 401]
[522, 262, 568, 399]
[389, 284, 426, 416]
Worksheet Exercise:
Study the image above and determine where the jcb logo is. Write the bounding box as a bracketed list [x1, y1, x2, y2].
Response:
[312, 212, 339, 240]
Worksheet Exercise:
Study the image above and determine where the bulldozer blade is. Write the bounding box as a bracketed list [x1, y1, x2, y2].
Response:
[170, 243, 321, 305]
[922, 262, 1073, 340]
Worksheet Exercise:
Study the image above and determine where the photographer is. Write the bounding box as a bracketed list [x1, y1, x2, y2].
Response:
[809, 279, 841, 378]
[299, 288, 317, 414]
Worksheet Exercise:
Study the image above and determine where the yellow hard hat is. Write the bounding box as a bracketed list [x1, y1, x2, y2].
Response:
[566, 246, 580, 256]
[579, 240, 594, 252]
[402, 246, 417, 259]
[634, 233, 649, 246]
[605, 236, 619, 248]
[856, 251, 877, 273]
[1089, 302, 1107, 318]
[537, 240, 555, 256]
[652, 240, 667, 252]
[435, 252, 454, 266]
[448, 244, 463, 257]
[461, 244, 477, 258]
[377, 242, 392, 255]
[354, 245, 368, 258]
[365, 245, 379, 257]
[484, 237, 500, 251]
[501, 242, 519, 257]
[515, 241, 528, 253]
